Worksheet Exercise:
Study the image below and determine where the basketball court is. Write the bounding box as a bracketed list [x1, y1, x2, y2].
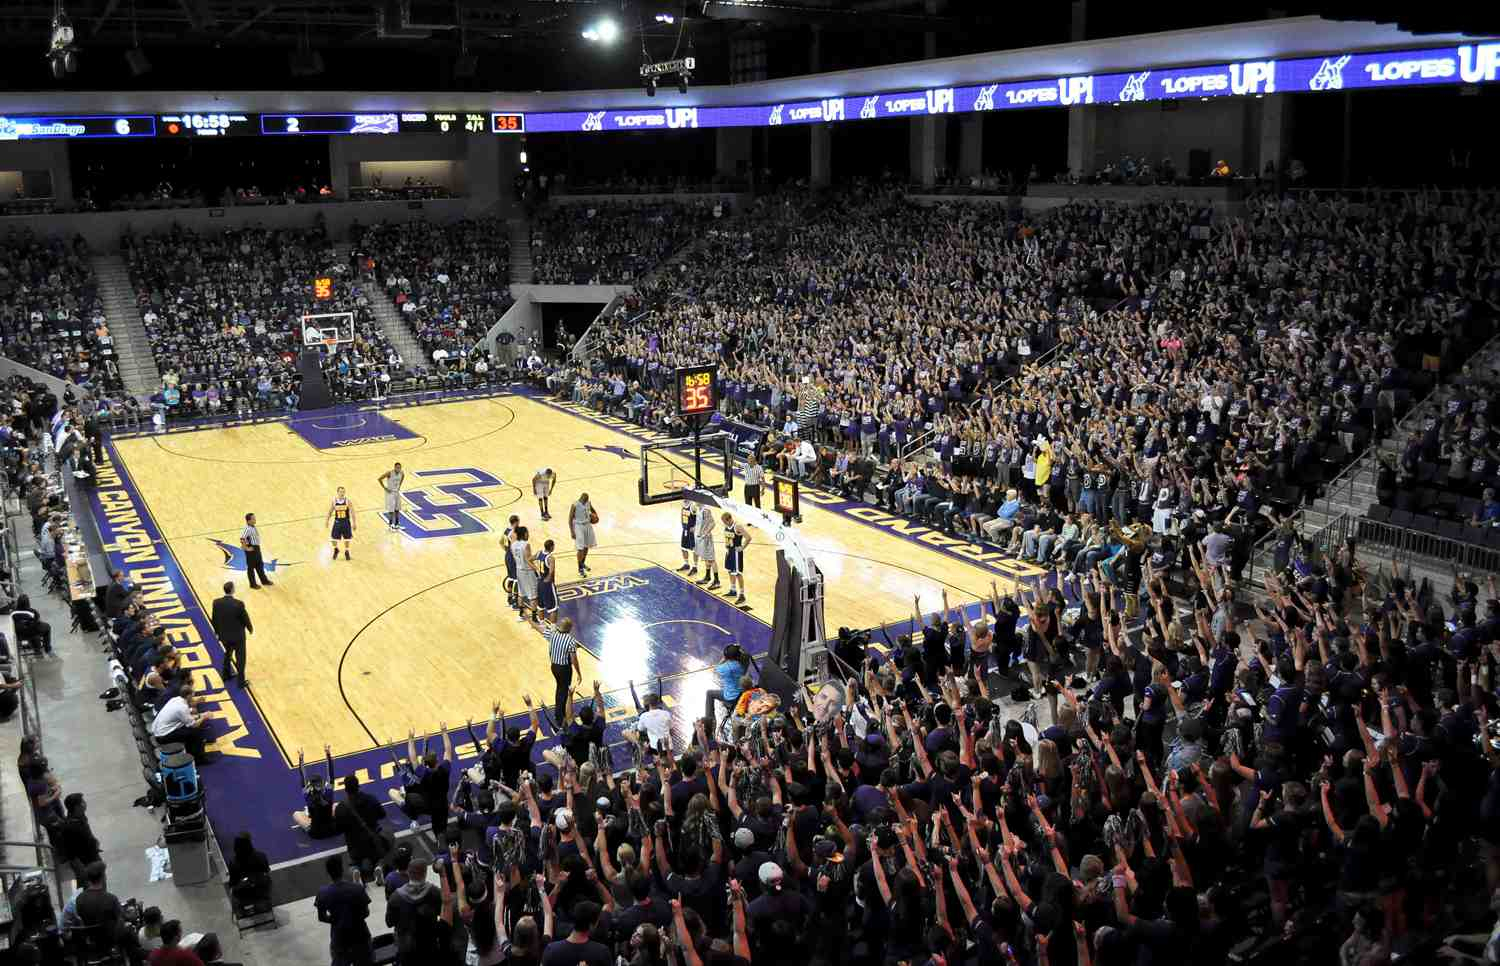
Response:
[88, 388, 1048, 868]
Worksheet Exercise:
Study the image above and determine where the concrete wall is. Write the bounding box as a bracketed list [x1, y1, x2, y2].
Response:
[0, 197, 490, 249]
[327, 133, 500, 207]
[510, 283, 633, 304]
[355, 160, 465, 192]
[1026, 182, 1247, 204]
[483, 294, 541, 360]
[1091, 98, 1256, 177]
[483, 284, 635, 358]
[0, 356, 91, 411]
[0, 141, 71, 205]
[549, 192, 747, 208]
[907, 182, 1246, 214]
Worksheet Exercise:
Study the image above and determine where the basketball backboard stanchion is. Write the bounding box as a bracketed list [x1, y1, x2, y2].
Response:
[638, 433, 735, 505]
[301, 311, 356, 352]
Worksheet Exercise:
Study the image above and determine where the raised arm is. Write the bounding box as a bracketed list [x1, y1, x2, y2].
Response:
[729, 879, 751, 963]
[1321, 780, 1346, 843]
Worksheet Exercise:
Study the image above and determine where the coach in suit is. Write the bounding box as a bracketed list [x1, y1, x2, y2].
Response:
[211, 581, 253, 689]
[104, 570, 133, 619]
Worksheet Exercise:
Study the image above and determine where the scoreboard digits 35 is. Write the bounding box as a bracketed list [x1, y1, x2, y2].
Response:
[677, 365, 718, 417]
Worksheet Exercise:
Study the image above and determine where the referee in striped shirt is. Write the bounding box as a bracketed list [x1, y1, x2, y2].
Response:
[543, 617, 582, 724]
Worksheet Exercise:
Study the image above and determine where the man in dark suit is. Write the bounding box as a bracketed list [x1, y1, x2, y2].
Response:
[210, 581, 253, 689]
[104, 570, 133, 619]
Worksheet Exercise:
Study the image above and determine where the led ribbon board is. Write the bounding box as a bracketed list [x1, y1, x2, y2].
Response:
[521, 42, 1500, 133]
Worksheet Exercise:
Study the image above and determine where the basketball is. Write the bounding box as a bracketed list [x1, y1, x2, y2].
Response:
[589, 509, 599, 525]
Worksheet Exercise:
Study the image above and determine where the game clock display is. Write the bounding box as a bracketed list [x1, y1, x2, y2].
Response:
[676, 366, 718, 417]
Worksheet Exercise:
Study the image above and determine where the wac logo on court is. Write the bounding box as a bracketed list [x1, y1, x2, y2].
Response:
[210, 539, 297, 572]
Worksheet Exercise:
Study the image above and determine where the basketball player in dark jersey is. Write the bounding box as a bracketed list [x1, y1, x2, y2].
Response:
[325, 486, 356, 560]
[720, 512, 751, 607]
[677, 503, 698, 576]
[501, 514, 521, 611]
[536, 539, 558, 622]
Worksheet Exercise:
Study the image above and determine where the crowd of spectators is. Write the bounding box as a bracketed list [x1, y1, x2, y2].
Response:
[354, 218, 512, 371]
[0, 231, 121, 392]
[289, 549, 1500, 966]
[530, 200, 720, 284]
[578, 187, 1497, 566]
[123, 224, 403, 416]
[446, 184, 1500, 966]
[13, 177, 1500, 965]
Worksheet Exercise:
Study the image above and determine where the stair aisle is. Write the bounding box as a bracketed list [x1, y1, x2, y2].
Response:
[508, 216, 532, 284]
[90, 252, 161, 396]
[339, 241, 424, 370]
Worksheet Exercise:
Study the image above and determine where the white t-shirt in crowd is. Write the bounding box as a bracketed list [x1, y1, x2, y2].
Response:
[637, 708, 673, 747]
[151, 695, 194, 737]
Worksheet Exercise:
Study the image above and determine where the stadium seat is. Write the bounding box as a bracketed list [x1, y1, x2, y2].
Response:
[1409, 516, 1439, 544]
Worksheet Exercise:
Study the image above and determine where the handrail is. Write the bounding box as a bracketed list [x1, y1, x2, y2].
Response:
[1358, 516, 1500, 572]
[1244, 336, 1491, 591]
[1316, 327, 1500, 519]
[571, 293, 625, 362]
[3, 465, 68, 914]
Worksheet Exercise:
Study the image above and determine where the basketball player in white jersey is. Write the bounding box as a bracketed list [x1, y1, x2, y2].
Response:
[533, 468, 557, 521]
[570, 493, 599, 576]
[376, 462, 405, 531]
[325, 486, 356, 560]
[694, 503, 719, 589]
[510, 524, 539, 622]
[720, 512, 751, 606]
[501, 514, 522, 611]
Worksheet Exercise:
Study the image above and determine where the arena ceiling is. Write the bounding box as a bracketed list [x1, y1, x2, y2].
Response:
[0, 0, 1492, 93]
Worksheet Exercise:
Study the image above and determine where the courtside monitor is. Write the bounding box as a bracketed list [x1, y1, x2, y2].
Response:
[639, 432, 735, 505]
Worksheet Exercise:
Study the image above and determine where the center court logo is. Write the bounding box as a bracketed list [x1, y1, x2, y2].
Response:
[581, 111, 606, 132]
[210, 539, 296, 573]
[1309, 55, 1351, 91]
[1120, 71, 1151, 102]
[399, 468, 508, 540]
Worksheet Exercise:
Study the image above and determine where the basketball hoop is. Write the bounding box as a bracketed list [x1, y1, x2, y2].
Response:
[322, 338, 339, 353]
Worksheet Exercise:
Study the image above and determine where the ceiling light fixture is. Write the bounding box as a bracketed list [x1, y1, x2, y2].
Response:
[582, 18, 619, 43]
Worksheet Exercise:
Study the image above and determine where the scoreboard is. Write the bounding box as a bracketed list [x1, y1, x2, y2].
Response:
[0, 114, 156, 139]
[676, 365, 718, 418]
[0, 109, 511, 139]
